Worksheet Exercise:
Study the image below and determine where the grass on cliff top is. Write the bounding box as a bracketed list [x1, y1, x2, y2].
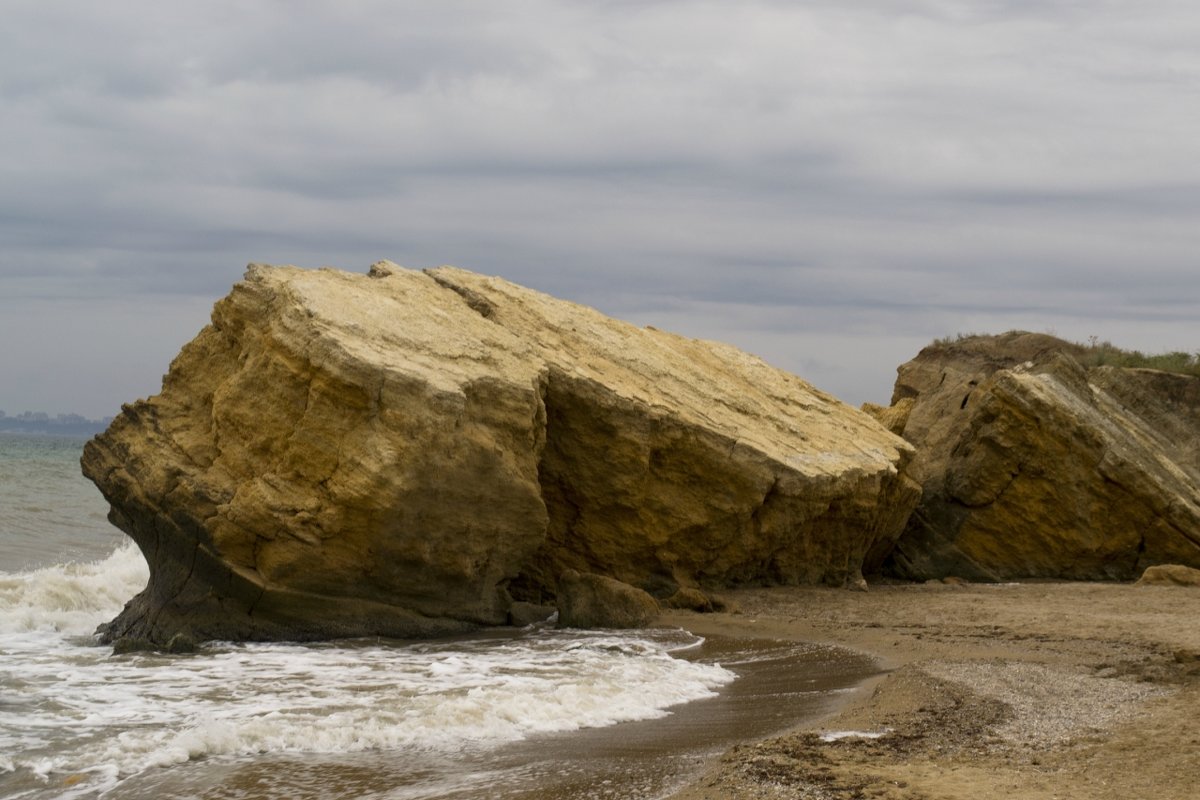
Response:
[931, 331, 1200, 377]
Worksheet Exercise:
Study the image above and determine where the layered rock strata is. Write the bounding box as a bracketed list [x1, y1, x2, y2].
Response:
[876, 333, 1200, 581]
[83, 261, 919, 645]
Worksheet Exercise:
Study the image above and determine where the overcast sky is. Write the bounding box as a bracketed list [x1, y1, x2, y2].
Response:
[2, 0, 1198, 418]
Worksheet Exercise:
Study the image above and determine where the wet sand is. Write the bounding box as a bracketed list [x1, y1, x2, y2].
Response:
[487, 636, 879, 799]
[99, 636, 881, 800]
[50, 582, 1197, 799]
[663, 581, 1200, 800]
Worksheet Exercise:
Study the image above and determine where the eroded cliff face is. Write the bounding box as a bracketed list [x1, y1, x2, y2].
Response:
[876, 333, 1200, 581]
[83, 262, 919, 644]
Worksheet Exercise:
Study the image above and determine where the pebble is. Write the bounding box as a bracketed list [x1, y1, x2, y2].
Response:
[922, 659, 1170, 749]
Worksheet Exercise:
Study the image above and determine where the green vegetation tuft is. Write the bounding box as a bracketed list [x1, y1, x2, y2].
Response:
[1079, 338, 1200, 376]
[930, 332, 988, 347]
[928, 331, 1200, 378]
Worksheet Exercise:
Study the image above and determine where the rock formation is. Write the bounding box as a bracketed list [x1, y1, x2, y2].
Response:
[872, 332, 1200, 581]
[555, 570, 660, 628]
[83, 262, 919, 645]
[1137, 564, 1200, 587]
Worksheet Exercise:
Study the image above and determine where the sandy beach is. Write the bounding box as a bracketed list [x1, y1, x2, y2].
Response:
[663, 581, 1199, 800]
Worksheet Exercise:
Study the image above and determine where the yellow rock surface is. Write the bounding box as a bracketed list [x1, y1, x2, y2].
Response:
[884, 333, 1200, 581]
[83, 262, 918, 644]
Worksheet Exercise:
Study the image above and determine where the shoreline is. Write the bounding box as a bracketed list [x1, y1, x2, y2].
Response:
[661, 581, 1199, 800]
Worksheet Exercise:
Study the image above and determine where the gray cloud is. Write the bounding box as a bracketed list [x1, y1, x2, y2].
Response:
[1, 1, 1197, 417]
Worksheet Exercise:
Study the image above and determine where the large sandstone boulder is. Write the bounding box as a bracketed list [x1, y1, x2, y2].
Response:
[875, 332, 1200, 581]
[83, 261, 919, 645]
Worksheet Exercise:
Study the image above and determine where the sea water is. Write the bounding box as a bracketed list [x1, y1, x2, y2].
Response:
[0, 433, 126, 573]
[0, 433, 879, 800]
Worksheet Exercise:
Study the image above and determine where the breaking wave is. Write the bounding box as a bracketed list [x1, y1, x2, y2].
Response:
[0, 548, 733, 799]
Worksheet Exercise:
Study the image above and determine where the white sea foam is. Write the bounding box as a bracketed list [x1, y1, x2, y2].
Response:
[0, 541, 148, 636]
[819, 729, 890, 741]
[0, 548, 735, 799]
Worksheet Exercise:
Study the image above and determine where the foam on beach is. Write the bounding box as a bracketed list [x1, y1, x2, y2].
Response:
[819, 729, 891, 742]
[0, 547, 735, 799]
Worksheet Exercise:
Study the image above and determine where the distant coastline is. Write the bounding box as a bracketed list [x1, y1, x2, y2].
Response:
[0, 411, 112, 437]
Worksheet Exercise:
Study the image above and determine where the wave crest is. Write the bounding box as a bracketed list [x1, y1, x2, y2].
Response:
[0, 543, 148, 635]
